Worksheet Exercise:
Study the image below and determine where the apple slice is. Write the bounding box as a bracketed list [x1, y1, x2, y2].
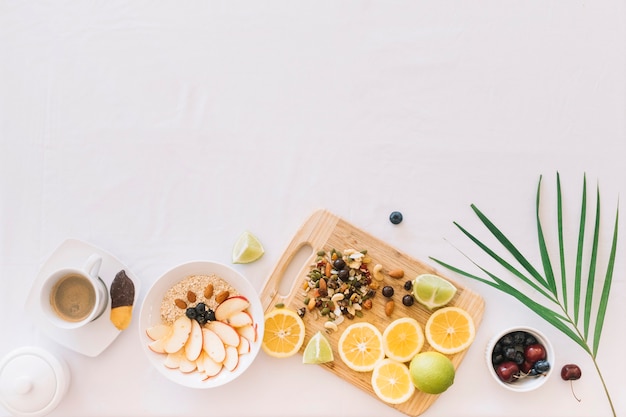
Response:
[164, 349, 185, 369]
[202, 352, 223, 377]
[214, 296, 250, 321]
[236, 323, 257, 343]
[146, 324, 171, 341]
[179, 355, 197, 373]
[196, 351, 207, 373]
[148, 336, 169, 354]
[207, 321, 240, 347]
[164, 316, 192, 354]
[202, 328, 226, 363]
[223, 346, 239, 372]
[184, 320, 203, 361]
[237, 335, 250, 355]
[224, 311, 253, 328]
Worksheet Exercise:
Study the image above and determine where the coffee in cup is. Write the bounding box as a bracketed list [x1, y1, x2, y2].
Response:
[49, 273, 97, 322]
[40, 253, 108, 329]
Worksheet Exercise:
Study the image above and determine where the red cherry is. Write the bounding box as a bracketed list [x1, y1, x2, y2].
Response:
[561, 364, 582, 381]
[561, 364, 582, 402]
[495, 361, 519, 383]
[520, 360, 534, 374]
[524, 343, 546, 363]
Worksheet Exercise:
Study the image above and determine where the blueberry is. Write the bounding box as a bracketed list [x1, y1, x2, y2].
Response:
[500, 334, 514, 346]
[534, 360, 551, 374]
[403, 280, 413, 291]
[389, 211, 403, 225]
[512, 331, 527, 345]
[206, 308, 216, 322]
[185, 307, 197, 319]
[524, 334, 538, 346]
[195, 302, 207, 314]
[382, 286, 394, 298]
[514, 351, 525, 366]
[492, 352, 505, 365]
[402, 294, 414, 306]
[503, 346, 517, 361]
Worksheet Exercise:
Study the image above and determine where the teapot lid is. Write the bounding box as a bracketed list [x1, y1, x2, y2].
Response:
[0, 347, 70, 416]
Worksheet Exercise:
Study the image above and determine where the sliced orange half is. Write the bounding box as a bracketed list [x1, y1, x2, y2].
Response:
[338, 322, 384, 372]
[382, 317, 424, 363]
[261, 308, 305, 358]
[371, 358, 415, 404]
[424, 306, 475, 354]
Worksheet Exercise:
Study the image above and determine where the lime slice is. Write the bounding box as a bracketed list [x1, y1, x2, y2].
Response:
[302, 331, 334, 364]
[412, 274, 457, 310]
[232, 231, 264, 264]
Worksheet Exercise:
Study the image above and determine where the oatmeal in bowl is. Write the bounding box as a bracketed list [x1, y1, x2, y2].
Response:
[139, 261, 264, 388]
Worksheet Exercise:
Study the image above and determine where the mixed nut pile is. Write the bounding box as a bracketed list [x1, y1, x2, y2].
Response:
[299, 248, 411, 331]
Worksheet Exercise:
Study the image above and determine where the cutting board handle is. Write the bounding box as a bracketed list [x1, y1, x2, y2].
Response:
[259, 209, 340, 310]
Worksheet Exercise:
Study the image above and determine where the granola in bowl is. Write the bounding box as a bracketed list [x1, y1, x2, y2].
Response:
[139, 261, 264, 389]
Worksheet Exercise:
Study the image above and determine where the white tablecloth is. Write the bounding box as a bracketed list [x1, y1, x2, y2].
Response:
[1, 1, 624, 416]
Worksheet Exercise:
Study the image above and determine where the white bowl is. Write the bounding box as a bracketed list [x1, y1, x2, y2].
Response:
[138, 260, 264, 389]
[485, 326, 555, 392]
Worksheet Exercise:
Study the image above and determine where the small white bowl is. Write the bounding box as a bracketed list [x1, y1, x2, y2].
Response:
[138, 260, 264, 389]
[485, 326, 555, 392]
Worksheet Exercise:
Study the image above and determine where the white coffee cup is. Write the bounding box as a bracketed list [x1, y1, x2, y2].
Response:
[40, 253, 108, 329]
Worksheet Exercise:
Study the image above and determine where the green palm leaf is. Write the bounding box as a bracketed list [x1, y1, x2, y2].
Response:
[573, 175, 587, 325]
[430, 173, 618, 417]
[593, 204, 619, 357]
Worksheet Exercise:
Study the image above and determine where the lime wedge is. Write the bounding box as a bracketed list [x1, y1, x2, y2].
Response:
[232, 231, 265, 264]
[412, 274, 457, 310]
[302, 331, 334, 364]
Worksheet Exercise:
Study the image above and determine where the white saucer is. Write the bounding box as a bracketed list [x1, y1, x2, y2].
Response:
[25, 239, 141, 357]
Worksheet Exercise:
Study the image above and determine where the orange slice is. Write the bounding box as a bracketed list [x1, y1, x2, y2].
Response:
[424, 306, 475, 354]
[382, 317, 424, 363]
[261, 308, 305, 358]
[371, 358, 415, 404]
[338, 322, 384, 372]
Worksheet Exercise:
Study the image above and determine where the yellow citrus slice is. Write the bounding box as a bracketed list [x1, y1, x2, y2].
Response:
[382, 317, 424, 363]
[371, 358, 415, 404]
[425, 306, 475, 354]
[338, 322, 384, 372]
[232, 231, 265, 264]
[261, 308, 305, 358]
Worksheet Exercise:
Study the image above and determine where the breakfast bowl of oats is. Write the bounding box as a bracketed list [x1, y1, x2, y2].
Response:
[138, 261, 264, 388]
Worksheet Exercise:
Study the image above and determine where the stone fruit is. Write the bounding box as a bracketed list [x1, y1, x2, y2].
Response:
[561, 364, 582, 402]
[523, 343, 546, 363]
[561, 364, 582, 380]
[495, 361, 519, 383]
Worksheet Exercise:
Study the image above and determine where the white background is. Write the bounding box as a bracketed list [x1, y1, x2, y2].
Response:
[1, 1, 625, 416]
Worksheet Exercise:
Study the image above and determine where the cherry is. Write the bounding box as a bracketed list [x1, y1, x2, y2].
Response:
[561, 364, 582, 402]
[495, 361, 519, 383]
[524, 343, 546, 363]
[561, 364, 582, 380]
[520, 360, 533, 374]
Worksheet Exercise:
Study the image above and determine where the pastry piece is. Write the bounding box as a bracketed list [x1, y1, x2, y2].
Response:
[110, 270, 135, 330]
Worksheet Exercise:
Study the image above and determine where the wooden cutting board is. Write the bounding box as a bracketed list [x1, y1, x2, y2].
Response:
[259, 209, 485, 416]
